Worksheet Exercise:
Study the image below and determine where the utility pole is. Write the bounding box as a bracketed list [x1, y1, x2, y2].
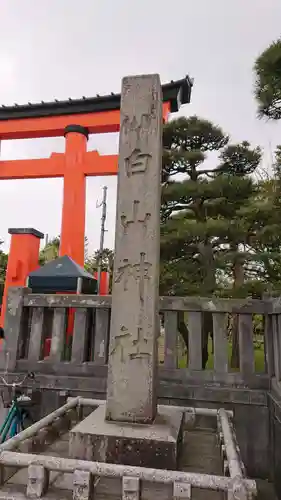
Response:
[97, 186, 108, 294]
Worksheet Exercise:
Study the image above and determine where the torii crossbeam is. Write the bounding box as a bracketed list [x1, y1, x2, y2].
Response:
[0, 76, 193, 325]
[0, 76, 192, 265]
[0, 133, 119, 266]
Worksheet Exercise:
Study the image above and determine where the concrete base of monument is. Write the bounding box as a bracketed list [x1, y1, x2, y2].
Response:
[69, 403, 184, 470]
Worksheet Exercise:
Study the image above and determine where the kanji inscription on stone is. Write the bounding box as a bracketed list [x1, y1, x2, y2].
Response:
[122, 114, 152, 149]
[110, 320, 151, 363]
[125, 148, 152, 176]
[121, 200, 151, 235]
[109, 326, 130, 363]
[114, 253, 152, 300]
[106, 74, 162, 424]
[114, 259, 130, 291]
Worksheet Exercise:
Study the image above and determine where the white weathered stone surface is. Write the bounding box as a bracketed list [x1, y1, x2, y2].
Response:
[70, 403, 182, 442]
[69, 403, 183, 469]
[26, 464, 49, 498]
[106, 74, 163, 424]
[173, 481, 191, 499]
[122, 476, 140, 500]
[227, 477, 248, 500]
[73, 469, 94, 500]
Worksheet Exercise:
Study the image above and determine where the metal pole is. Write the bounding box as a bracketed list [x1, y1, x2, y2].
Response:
[97, 186, 108, 294]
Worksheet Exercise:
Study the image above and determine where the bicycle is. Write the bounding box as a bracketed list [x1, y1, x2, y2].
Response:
[0, 371, 35, 443]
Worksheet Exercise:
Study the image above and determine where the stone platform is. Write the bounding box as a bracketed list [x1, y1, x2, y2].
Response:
[69, 403, 184, 470]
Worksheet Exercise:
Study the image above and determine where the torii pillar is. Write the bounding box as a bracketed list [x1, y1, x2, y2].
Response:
[0, 228, 44, 327]
[0, 123, 113, 326]
[60, 125, 88, 267]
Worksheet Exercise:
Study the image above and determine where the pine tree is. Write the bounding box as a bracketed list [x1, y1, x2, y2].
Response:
[249, 146, 281, 292]
[160, 117, 263, 367]
[161, 116, 229, 297]
[254, 38, 281, 120]
[161, 116, 229, 366]
[212, 142, 262, 366]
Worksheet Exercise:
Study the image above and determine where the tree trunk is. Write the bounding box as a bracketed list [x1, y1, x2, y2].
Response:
[178, 311, 189, 364]
[198, 241, 216, 296]
[198, 241, 216, 368]
[202, 311, 213, 368]
[231, 245, 245, 369]
[231, 314, 239, 368]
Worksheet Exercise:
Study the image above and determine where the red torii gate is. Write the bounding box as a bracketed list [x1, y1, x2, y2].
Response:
[0, 76, 192, 326]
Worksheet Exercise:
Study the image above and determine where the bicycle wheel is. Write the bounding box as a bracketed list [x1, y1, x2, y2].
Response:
[9, 415, 21, 438]
[0, 404, 18, 442]
[19, 408, 33, 430]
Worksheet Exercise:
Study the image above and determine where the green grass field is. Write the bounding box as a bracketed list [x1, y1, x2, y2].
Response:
[177, 340, 265, 372]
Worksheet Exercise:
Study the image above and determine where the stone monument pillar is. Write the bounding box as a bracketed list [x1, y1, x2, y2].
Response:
[69, 75, 183, 470]
[105, 74, 162, 424]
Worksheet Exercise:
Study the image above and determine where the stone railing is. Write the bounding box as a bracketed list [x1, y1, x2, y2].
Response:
[0, 287, 277, 481]
[0, 397, 257, 499]
[1, 287, 273, 391]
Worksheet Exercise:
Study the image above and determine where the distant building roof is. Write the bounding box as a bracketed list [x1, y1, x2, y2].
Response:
[29, 255, 94, 280]
[0, 76, 193, 120]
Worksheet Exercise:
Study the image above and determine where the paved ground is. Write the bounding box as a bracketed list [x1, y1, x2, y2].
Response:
[0, 419, 277, 499]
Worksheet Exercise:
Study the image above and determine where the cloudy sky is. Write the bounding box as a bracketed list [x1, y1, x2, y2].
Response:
[0, 0, 280, 254]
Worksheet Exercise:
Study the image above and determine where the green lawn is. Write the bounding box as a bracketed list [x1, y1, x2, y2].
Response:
[178, 340, 265, 372]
